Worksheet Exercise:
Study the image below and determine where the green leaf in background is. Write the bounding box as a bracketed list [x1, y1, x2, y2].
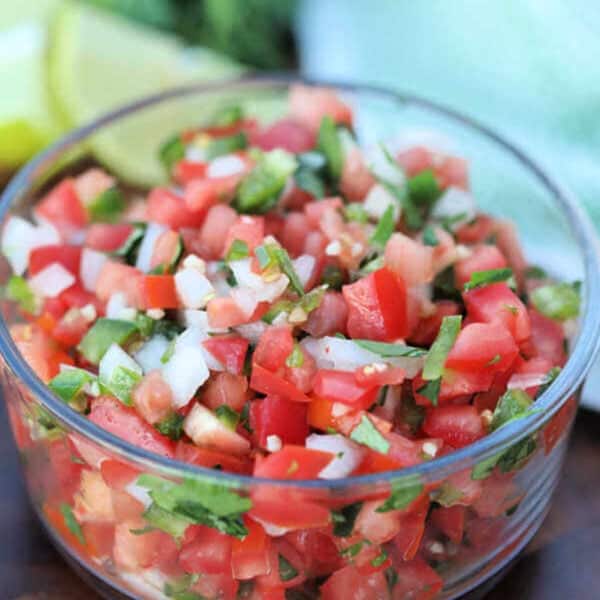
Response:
[531, 282, 580, 321]
[317, 116, 343, 181]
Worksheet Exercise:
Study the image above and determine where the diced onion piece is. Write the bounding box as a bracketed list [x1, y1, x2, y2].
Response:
[80, 248, 108, 292]
[230, 287, 259, 318]
[106, 292, 133, 320]
[135, 222, 167, 272]
[124, 481, 153, 509]
[229, 259, 290, 301]
[175, 268, 214, 309]
[29, 262, 75, 297]
[183, 403, 250, 455]
[365, 144, 405, 186]
[235, 321, 268, 344]
[292, 254, 315, 288]
[162, 344, 209, 408]
[306, 434, 364, 479]
[1, 216, 59, 275]
[364, 183, 399, 221]
[207, 154, 247, 178]
[432, 187, 477, 230]
[179, 309, 227, 333]
[134, 335, 170, 374]
[99, 343, 142, 383]
[507, 373, 547, 390]
[119, 572, 166, 600]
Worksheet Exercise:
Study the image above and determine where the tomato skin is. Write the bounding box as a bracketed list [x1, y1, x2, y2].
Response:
[150, 229, 180, 272]
[340, 147, 376, 201]
[100, 459, 140, 490]
[391, 557, 443, 600]
[251, 118, 315, 153]
[354, 365, 405, 387]
[463, 282, 530, 343]
[320, 565, 389, 600]
[146, 187, 206, 230]
[384, 232, 434, 287]
[456, 214, 496, 244]
[184, 174, 243, 213]
[250, 395, 309, 448]
[454, 244, 508, 288]
[254, 326, 294, 372]
[303, 291, 349, 338]
[289, 84, 353, 133]
[286, 529, 343, 577]
[207, 297, 250, 329]
[312, 370, 378, 410]
[526, 308, 566, 366]
[59, 283, 101, 311]
[254, 445, 333, 480]
[250, 363, 311, 403]
[178, 525, 232, 575]
[140, 275, 179, 309]
[423, 405, 485, 448]
[430, 505, 466, 544]
[88, 396, 175, 458]
[173, 159, 208, 184]
[85, 223, 133, 252]
[203, 335, 249, 375]
[52, 309, 90, 347]
[393, 499, 429, 561]
[445, 321, 519, 373]
[342, 268, 408, 341]
[29, 245, 82, 276]
[231, 517, 271, 579]
[175, 441, 252, 475]
[472, 471, 523, 518]
[95, 261, 143, 306]
[249, 495, 331, 531]
[408, 300, 461, 347]
[224, 216, 265, 257]
[35, 178, 87, 236]
[197, 204, 239, 259]
[255, 539, 306, 590]
[412, 369, 494, 406]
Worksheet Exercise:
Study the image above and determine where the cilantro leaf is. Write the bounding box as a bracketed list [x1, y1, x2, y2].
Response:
[159, 134, 185, 173]
[464, 268, 514, 291]
[225, 239, 250, 262]
[278, 554, 299, 582]
[286, 342, 304, 368]
[350, 416, 390, 454]
[353, 339, 427, 358]
[142, 502, 191, 539]
[491, 389, 533, 431]
[48, 368, 95, 410]
[422, 225, 439, 247]
[331, 502, 363, 537]
[60, 503, 85, 545]
[155, 412, 185, 440]
[295, 167, 325, 199]
[376, 476, 423, 513]
[5, 275, 39, 314]
[422, 315, 462, 381]
[416, 378, 441, 406]
[215, 405, 240, 431]
[407, 169, 441, 206]
[369, 204, 396, 248]
[531, 282, 580, 321]
[317, 116, 343, 180]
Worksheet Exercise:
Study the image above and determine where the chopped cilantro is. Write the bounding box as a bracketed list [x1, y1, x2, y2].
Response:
[155, 412, 185, 440]
[376, 475, 423, 513]
[48, 368, 95, 410]
[464, 268, 514, 291]
[113, 223, 146, 263]
[531, 282, 580, 321]
[215, 405, 240, 431]
[5, 275, 39, 314]
[60, 503, 85, 545]
[226, 239, 250, 262]
[143, 502, 191, 539]
[340, 541, 364, 558]
[345, 203, 369, 223]
[211, 105, 243, 127]
[256, 243, 305, 296]
[285, 342, 304, 368]
[204, 132, 247, 161]
[350, 416, 390, 454]
[535, 367, 561, 399]
[321, 264, 345, 290]
[159, 134, 185, 173]
[486, 354, 501, 366]
[278, 554, 299, 582]
[331, 502, 363, 537]
[317, 116, 343, 181]
[88, 187, 126, 223]
[370, 549, 389, 568]
[369, 204, 396, 248]
[295, 167, 325, 199]
[101, 365, 141, 406]
[422, 225, 439, 246]
[422, 315, 462, 381]
[491, 389, 534, 431]
[416, 378, 441, 406]
[353, 339, 427, 358]
[525, 265, 547, 279]
[407, 169, 441, 206]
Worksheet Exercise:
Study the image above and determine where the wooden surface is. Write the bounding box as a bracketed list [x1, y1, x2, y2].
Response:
[1, 403, 600, 600]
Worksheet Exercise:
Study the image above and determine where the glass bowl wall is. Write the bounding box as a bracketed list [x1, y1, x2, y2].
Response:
[1, 77, 600, 600]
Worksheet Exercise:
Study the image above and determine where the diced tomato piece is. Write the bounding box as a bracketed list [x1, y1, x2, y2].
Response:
[146, 187, 206, 230]
[175, 441, 252, 475]
[544, 395, 577, 454]
[408, 300, 461, 347]
[384, 233, 434, 287]
[355, 500, 405, 544]
[495, 220, 527, 288]
[179, 525, 232, 575]
[59, 283, 101, 311]
[131, 371, 173, 425]
[456, 214, 496, 244]
[224, 216, 265, 258]
[385, 431, 435, 469]
[303, 291, 348, 338]
[354, 364, 405, 387]
[286, 529, 343, 577]
[526, 308, 566, 366]
[196, 204, 239, 259]
[340, 147, 375, 202]
[232, 518, 270, 579]
[289, 84, 353, 133]
[191, 573, 239, 600]
[184, 174, 242, 213]
[250, 395, 309, 448]
[353, 448, 403, 475]
[11, 323, 64, 382]
[207, 296, 249, 328]
[445, 322, 518, 373]
[44, 503, 87, 554]
[52, 308, 90, 347]
[320, 565, 389, 600]
[85, 223, 133, 252]
[254, 326, 294, 372]
[250, 363, 311, 403]
[436, 155, 469, 189]
[284, 346, 317, 394]
[422, 405, 485, 448]
[100, 459, 140, 490]
[173, 159, 208, 184]
[463, 282, 530, 343]
[307, 397, 340, 432]
[397, 146, 433, 176]
[413, 369, 494, 406]
[250, 494, 331, 531]
[342, 268, 408, 341]
[472, 471, 523, 518]
[312, 369, 378, 410]
[255, 539, 306, 590]
[454, 244, 508, 289]
[304, 197, 343, 228]
[29, 245, 82, 276]
[81, 521, 116, 559]
[202, 336, 249, 376]
[254, 445, 333, 480]
[392, 499, 429, 561]
[430, 505, 466, 544]
[88, 396, 175, 458]
[35, 178, 87, 236]
[140, 275, 179, 309]
[280, 212, 311, 257]
[113, 520, 166, 570]
[391, 557, 443, 600]
[150, 229, 180, 272]
[95, 261, 143, 307]
[251, 118, 315, 153]
[202, 372, 248, 412]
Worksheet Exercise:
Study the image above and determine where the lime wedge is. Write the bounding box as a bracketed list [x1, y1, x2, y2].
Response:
[0, 0, 60, 30]
[49, 3, 245, 187]
[0, 21, 64, 171]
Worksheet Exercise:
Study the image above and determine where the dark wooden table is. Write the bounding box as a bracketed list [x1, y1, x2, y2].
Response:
[2, 404, 600, 600]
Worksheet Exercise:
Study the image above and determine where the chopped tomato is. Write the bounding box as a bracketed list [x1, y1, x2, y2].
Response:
[280, 212, 311, 257]
[393, 499, 429, 561]
[52, 308, 90, 347]
[207, 296, 250, 328]
[413, 369, 494, 406]
[224, 216, 265, 256]
[175, 441, 252, 475]
[456, 214, 495, 244]
[202, 336, 248, 376]
[99, 459, 140, 490]
[340, 147, 375, 201]
[289, 84, 353, 133]
[286, 529, 343, 577]
[140, 275, 179, 309]
[29, 245, 82, 276]
[197, 204, 239, 259]
[354, 364, 405, 387]
[173, 159, 208, 184]
[249, 494, 331, 531]
[149, 229, 180, 272]
[85, 223, 133, 252]
[391, 557, 443, 600]
[250, 363, 311, 403]
[179, 525, 232, 575]
[184, 174, 243, 213]
[88, 396, 175, 458]
[430, 505, 466, 544]
[472, 471, 523, 518]
[250, 395, 309, 448]
[231, 518, 270, 579]
[526, 308, 567, 366]
[454, 244, 507, 288]
[253, 326, 294, 372]
[320, 565, 389, 600]
[463, 282, 530, 343]
[251, 118, 315, 153]
[313, 369, 379, 410]
[423, 405, 485, 448]
[95, 261, 143, 306]
[35, 178, 87, 236]
[254, 445, 333, 480]
[408, 300, 461, 347]
[543, 395, 577, 454]
[255, 539, 306, 590]
[146, 187, 206, 230]
[131, 370, 173, 425]
[11, 323, 65, 382]
[384, 232, 434, 287]
[303, 291, 348, 338]
[343, 267, 408, 341]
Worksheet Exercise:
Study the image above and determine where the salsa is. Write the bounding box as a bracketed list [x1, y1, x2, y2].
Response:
[2, 85, 580, 599]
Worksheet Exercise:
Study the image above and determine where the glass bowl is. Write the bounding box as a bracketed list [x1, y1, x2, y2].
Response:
[1, 76, 600, 600]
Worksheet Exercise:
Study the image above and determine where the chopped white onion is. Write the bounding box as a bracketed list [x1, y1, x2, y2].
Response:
[179, 309, 227, 333]
[124, 481, 153, 509]
[207, 154, 247, 178]
[248, 515, 291, 537]
[175, 268, 214, 309]
[176, 325, 224, 371]
[507, 372, 547, 391]
[228, 259, 290, 301]
[364, 184, 400, 221]
[80, 248, 108, 292]
[134, 335, 170, 374]
[1, 216, 59, 275]
[105, 292, 135, 320]
[301, 336, 424, 378]
[135, 222, 167, 272]
[29, 262, 75, 297]
[432, 187, 477, 230]
[162, 344, 209, 407]
[292, 254, 315, 288]
[99, 343, 142, 384]
[365, 143, 405, 186]
[119, 572, 166, 600]
[306, 434, 364, 479]
[230, 286, 259, 318]
[235, 321, 268, 344]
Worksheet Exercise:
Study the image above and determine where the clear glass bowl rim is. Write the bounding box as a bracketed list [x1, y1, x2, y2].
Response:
[2, 73, 600, 490]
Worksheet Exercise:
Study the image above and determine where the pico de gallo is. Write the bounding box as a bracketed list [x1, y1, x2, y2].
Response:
[2, 85, 580, 600]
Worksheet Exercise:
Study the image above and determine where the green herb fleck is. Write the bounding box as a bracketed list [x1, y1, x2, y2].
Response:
[88, 187, 126, 223]
[278, 554, 299, 582]
[295, 167, 325, 199]
[525, 265, 547, 279]
[376, 475, 423, 513]
[286, 342, 304, 368]
[531, 283, 580, 321]
[422, 225, 439, 247]
[48, 368, 95, 411]
[422, 315, 462, 381]
[321, 264, 345, 290]
[204, 132, 247, 161]
[464, 268, 514, 291]
[60, 503, 85, 544]
[416, 378, 441, 406]
[5, 275, 39, 314]
[317, 116, 343, 181]
[370, 549, 389, 568]
[155, 412, 185, 440]
[407, 169, 441, 206]
[369, 204, 396, 248]
[226, 239, 250, 263]
[331, 502, 363, 537]
[215, 405, 240, 431]
[350, 416, 390, 454]
[353, 339, 427, 358]
[345, 203, 369, 224]
[159, 134, 185, 173]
